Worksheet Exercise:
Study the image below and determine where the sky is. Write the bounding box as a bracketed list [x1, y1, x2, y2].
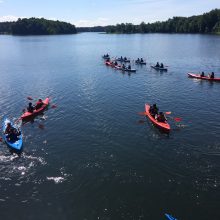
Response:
[0, 0, 220, 27]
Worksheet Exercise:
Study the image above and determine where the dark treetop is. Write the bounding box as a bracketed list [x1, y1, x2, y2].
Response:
[106, 9, 220, 34]
[0, 18, 77, 35]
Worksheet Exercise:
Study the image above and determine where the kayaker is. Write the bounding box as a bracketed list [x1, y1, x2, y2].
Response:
[156, 112, 166, 122]
[150, 104, 159, 118]
[120, 56, 123, 60]
[155, 62, 160, 67]
[137, 58, 140, 62]
[5, 123, 20, 142]
[35, 99, 44, 110]
[128, 65, 131, 70]
[4, 122, 13, 134]
[140, 58, 144, 62]
[122, 64, 126, 69]
[200, 72, 205, 77]
[160, 63, 164, 68]
[124, 57, 127, 61]
[27, 102, 34, 113]
[114, 61, 118, 66]
[210, 72, 215, 79]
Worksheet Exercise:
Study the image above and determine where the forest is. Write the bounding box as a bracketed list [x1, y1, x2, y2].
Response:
[1, 9, 220, 35]
[0, 18, 77, 35]
[106, 9, 220, 34]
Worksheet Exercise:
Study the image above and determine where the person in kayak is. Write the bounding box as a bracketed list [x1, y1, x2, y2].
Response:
[155, 62, 160, 67]
[114, 61, 118, 66]
[128, 65, 131, 70]
[4, 122, 13, 135]
[156, 112, 166, 122]
[150, 104, 159, 118]
[124, 57, 127, 61]
[200, 72, 205, 77]
[140, 58, 144, 62]
[122, 64, 126, 69]
[210, 72, 215, 79]
[160, 63, 164, 68]
[5, 123, 21, 142]
[27, 102, 34, 113]
[35, 99, 44, 110]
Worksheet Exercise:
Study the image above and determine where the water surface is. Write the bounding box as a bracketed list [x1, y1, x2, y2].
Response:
[0, 33, 220, 219]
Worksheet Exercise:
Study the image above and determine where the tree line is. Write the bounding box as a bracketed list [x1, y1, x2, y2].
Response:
[1, 9, 220, 35]
[0, 18, 77, 35]
[106, 9, 220, 34]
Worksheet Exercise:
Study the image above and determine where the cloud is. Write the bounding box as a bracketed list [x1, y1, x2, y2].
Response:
[0, 15, 20, 22]
[74, 17, 110, 27]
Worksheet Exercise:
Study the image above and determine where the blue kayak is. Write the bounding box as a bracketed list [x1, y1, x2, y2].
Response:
[165, 214, 177, 220]
[2, 118, 23, 151]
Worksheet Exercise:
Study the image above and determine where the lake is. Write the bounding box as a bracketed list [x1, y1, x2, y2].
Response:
[0, 33, 220, 220]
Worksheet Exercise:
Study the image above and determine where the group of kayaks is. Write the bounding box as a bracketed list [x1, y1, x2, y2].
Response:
[105, 60, 136, 72]
[103, 55, 168, 72]
[2, 97, 50, 152]
[103, 54, 220, 134]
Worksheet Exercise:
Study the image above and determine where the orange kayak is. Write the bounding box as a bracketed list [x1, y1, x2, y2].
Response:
[21, 98, 50, 120]
[145, 104, 170, 132]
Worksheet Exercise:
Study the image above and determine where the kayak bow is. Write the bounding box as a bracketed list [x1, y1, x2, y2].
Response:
[165, 213, 177, 220]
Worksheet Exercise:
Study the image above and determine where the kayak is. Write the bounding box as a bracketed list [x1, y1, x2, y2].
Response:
[188, 73, 220, 82]
[165, 214, 177, 220]
[102, 55, 110, 59]
[105, 61, 115, 67]
[114, 65, 122, 70]
[135, 61, 146, 65]
[151, 65, 168, 71]
[121, 68, 136, 72]
[2, 118, 23, 151]
[116, 58, 131, 63]
[21, 98, 50, 120]
[145, 104, 170, 132]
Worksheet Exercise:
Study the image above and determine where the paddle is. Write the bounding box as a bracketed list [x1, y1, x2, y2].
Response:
[27, 96, 34, 100]
[38, 124, 45, 130]
[138, 111, 181, 122]
[166, 115, 182, 122]
[138, 111, 171, 116]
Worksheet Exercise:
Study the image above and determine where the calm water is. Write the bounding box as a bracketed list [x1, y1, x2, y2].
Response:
[0, 33, 220, 220]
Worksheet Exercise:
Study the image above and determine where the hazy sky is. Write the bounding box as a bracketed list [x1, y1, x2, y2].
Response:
[0, 0, 220, 27]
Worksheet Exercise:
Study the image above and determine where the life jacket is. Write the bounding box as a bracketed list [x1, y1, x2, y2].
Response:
[35, 101, 43, 110]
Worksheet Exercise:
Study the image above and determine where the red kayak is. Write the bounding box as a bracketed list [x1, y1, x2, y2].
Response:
[188, 73, 220, 82]
[145, 104, 170, 133]
[105, 61, 115, 67]
[21, 98, 50, 120]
